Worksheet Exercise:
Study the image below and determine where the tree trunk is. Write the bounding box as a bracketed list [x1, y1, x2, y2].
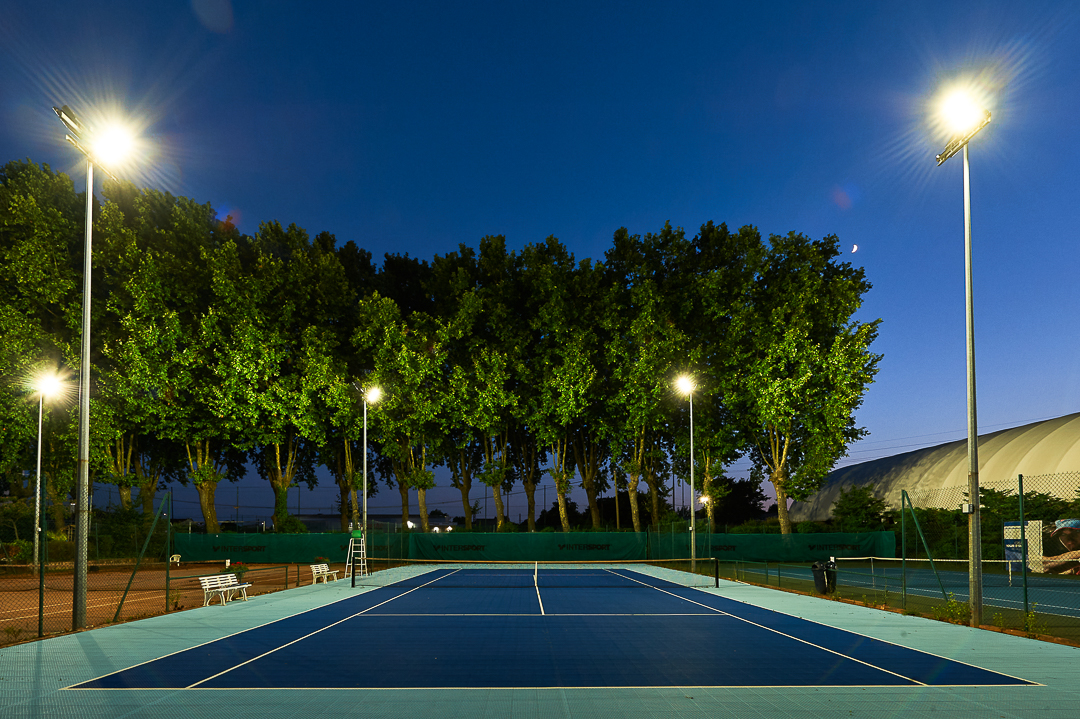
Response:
[456, 449, 473, 531]
[627, 473, 642, 533]
[196, 481, 220, 534]
[418, 488, 430, 532]
[572, 436, 602, 529]
[491, 484, 505, 531]
[556, 490, 570, 532]
[397, 473, 410, 529]
[523, 478, 537, 532]
[118, 486, 133, 511]
[264, 441, 298, 531]
[774, 480, 792, 534]
[45, 478, 68, 533]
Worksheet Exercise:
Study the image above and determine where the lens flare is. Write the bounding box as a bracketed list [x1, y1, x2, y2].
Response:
[675, 375, 695, 395]
[92, 124, 135, 167]
[940, 90, 985, 134]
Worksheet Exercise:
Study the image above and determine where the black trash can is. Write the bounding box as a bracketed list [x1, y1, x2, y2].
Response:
[811, 561, 828, 593]
[811, 561, 837, 594]
[825, 559, 837, 594]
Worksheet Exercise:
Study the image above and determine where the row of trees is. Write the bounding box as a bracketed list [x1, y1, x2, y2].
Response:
[0, 159, 882, 535]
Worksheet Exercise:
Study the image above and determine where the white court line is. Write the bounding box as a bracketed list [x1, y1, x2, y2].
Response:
[535, 584, 545, 615]
[685, 582, 1041, 686]
[64, 586, 384, 690]
[606, 569, 928, 687]
[186, 569, 463, 688]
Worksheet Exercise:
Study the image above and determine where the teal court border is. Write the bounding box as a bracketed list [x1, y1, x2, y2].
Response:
[0, 571, 1076, 718]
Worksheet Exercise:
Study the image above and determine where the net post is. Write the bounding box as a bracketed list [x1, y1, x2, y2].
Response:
[714, 557, 719, 587]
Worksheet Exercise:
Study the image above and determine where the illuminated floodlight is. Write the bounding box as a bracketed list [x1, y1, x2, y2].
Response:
[447, 526, 453, 532]
[675, 375, 695, 396]
[699, 495, 709, 505]
[91, 124, 135, 167]
[34, 372, 65, 399]
[407, 521, 415, 529]
[934, 89, 991, 166]
[365, 386, 383, 404]
[940, 90, 985, 134]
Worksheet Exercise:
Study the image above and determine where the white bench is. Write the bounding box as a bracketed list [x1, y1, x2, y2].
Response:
[199, 573, 252, 606]
[310, 563, 339, 584]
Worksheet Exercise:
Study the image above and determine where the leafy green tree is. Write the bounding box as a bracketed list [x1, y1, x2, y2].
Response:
[725, 232, 882, 534]
[830, 484, 887, 531]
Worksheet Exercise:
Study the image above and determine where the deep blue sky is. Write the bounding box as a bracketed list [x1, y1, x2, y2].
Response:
[2, 1, 1078, 525]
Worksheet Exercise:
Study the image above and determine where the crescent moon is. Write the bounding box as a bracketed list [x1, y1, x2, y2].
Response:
[852, 244, 858, 253]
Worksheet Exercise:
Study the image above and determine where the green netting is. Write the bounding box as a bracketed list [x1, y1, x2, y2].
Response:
[649, 531, 896, 562]
[173, 534, 353, 564]
[408, 532, 647, 561]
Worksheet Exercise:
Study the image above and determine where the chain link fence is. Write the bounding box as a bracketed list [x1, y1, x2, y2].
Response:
[824, 472, 1080, 642]
[0, 493, 313, 648]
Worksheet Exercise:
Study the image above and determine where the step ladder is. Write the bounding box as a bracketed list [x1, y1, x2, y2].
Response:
[344, 533, 367, 585]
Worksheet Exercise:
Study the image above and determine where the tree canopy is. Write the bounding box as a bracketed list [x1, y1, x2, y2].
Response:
[0, 159, 881, 534]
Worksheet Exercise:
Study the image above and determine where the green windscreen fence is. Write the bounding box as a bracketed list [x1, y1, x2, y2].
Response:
[649, 531, 895, 562]
[174, 534, 354, 564]
[408, 532, 647, 561]
[176, 531, 892, 564]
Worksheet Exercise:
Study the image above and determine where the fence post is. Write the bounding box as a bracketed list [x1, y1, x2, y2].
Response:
[1018, 473, 1029, 618]
[901, 491, 907, 610]
[902, 490, 949, 602]
[165, 493, 172, 613]
[114, 492, 170, 624]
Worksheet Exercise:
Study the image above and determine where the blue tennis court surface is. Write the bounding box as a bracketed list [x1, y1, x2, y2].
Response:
[71, 568, 1032, 690]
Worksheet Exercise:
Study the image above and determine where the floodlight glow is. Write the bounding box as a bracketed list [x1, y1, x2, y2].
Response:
[91, 125, 134, 167]
[447, 526, 453, 532]
[676, 375, 695, 395]
[407, 521, 415, 529]
[940, 90, 984, 134]
[35, 373, 63, 398]
[366, 386, 382, 404]
[699, 495, 709, 505]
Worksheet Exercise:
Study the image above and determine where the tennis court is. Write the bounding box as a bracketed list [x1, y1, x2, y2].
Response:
[2, 561, 1075, 718]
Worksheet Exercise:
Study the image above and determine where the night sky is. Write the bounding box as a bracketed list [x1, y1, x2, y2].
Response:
[2, 1, 1078, 524]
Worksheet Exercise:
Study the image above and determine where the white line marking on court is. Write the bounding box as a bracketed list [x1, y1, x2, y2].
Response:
[535, 584, 545, 615]
[685, 583, 1039, 686]
[61, 585, 384, 690]
[607, 569, 928, 687]
[185, 571, 462, 689]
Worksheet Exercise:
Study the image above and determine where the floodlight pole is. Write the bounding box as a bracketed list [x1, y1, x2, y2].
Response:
[73, 157, 94, 630]
[363, 397, 369, 537]
[961, 143, 983, 628]
[937, 106, 988, 629]
[689, 390, 695, 573]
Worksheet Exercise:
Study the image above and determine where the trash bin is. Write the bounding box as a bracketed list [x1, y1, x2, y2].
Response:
[811, 561, 829, 593]
[825, 559, 837, 594]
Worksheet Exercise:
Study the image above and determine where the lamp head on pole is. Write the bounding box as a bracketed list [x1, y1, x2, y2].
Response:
[675, 375, 695, 397]
[365, 385, 382, 405]
[934, 88, 991, 166]
[52, 104, 137, 180]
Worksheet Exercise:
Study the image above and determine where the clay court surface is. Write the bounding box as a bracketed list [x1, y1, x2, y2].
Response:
[0, 562, 316, 643]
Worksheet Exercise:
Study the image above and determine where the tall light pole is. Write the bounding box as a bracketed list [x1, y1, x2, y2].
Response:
[676, 375, 695, 572]
[935, 89, 991, 628]
[52, 105, 134, 630]
[362, 385, 382, 537]
[32, 372, 64, 573]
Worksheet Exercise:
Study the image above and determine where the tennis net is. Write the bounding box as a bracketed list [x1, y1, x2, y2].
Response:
[832, 557, 1023, 591]
[354, 558, 720, 589]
